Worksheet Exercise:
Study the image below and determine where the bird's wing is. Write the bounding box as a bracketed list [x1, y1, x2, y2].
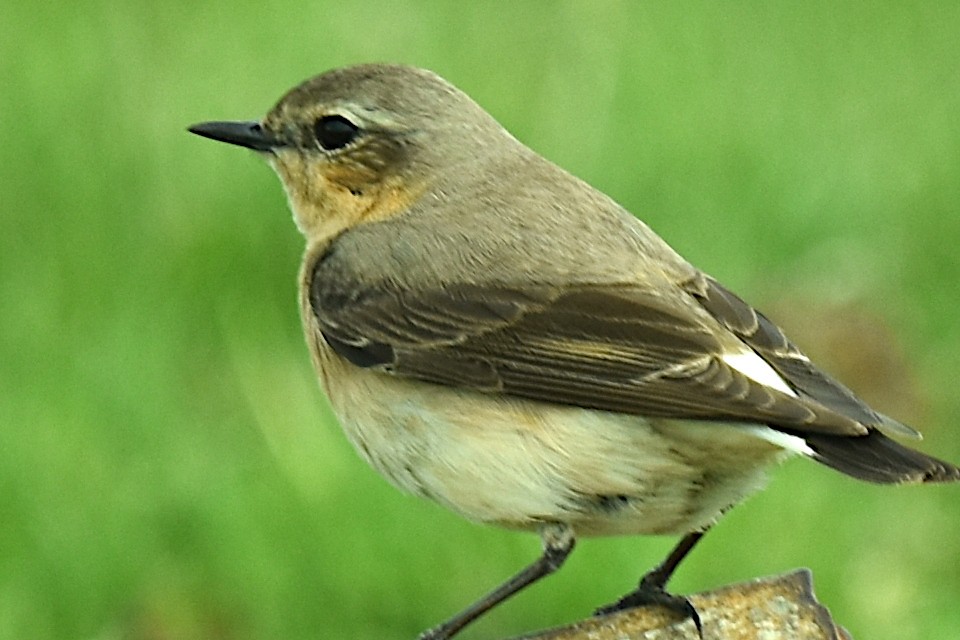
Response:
[680, 273, 918, 438]
[310, 269, 909, 438]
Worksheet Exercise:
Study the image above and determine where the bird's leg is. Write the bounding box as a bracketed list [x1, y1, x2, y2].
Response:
[419, 523, 575, 640]
[594, 530, 707, 637]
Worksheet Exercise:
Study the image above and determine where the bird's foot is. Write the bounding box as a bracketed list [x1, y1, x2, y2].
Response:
[594, 574, 702, 638]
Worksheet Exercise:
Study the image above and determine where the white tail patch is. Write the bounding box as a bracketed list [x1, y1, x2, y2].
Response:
[743, 425, 816, 456]
[721, 350, 797, 398]
[721, 350, 817, 456]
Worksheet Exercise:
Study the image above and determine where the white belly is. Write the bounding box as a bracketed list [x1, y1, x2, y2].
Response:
[320, 351, 792, 537]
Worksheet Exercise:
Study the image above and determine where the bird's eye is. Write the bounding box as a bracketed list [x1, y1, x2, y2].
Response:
[313, 115, 359, 150]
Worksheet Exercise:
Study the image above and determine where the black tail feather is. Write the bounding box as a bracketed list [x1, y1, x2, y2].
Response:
[800, 430, 960, 484]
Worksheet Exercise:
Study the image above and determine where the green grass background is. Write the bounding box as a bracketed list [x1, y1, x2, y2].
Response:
[3, 1, 960, 639]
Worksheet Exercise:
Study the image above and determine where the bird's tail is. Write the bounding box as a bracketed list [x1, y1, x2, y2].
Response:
[801, 430, 960, 484]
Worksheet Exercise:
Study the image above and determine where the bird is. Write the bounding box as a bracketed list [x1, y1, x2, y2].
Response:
[188, 63, 959, 639]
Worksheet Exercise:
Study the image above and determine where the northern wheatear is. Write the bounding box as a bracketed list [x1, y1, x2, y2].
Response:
[189, 64, 959, 640]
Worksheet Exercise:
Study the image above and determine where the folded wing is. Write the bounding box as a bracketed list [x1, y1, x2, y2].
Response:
[310, 269, 959, 484]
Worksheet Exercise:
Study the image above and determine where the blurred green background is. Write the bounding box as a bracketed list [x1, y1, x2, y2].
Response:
[3, 1, 959, 639]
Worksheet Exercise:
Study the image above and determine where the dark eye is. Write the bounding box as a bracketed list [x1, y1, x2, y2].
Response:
[313, 115, 359, 150]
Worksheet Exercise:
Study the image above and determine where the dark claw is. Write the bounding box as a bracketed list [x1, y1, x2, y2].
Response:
[594, 583, 703, 638]
[594, 531, 707, 637]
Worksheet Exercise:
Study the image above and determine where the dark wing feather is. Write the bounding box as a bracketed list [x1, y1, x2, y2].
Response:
[681, 273, 920, 439]
[310, 277, 870, 436]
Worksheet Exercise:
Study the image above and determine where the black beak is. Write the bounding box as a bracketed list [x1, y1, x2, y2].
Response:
[187, 120, 283, 152]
